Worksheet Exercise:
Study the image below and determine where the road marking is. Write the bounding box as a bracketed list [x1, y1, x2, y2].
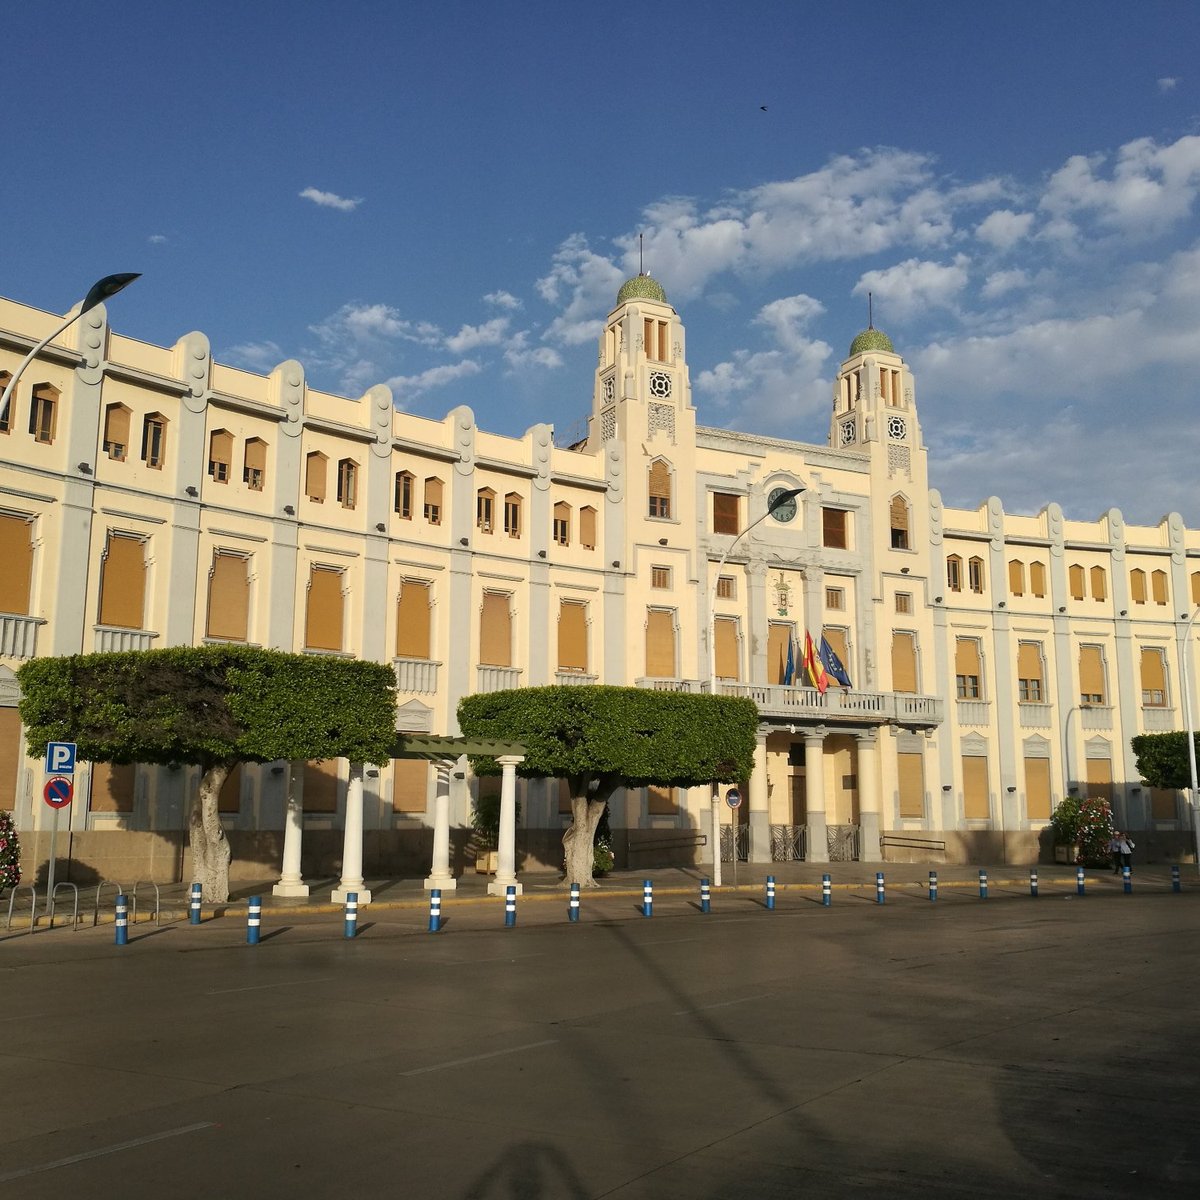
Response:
[0, 1122, 214, 1182]
[674, 993, 773, 1016]
[205, 976, 334, 995]
[638, 938, 699, 947]
[401, 1039, 557, 1077]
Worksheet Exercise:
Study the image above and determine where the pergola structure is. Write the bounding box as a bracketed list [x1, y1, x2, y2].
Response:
[272, 735, 527, 904]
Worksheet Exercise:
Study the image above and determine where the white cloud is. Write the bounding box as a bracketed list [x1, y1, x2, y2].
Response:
[537, 234, 624, 346]
[484, 290, 522, 310]
[309, 303, 441, 348]
[444, 317, 510, 355]
[385, 359, 483, 400]
[980, 268, 1031, 298]
[975, 209, 1034, 250]
[1158, 77, 1179, 92]
[503, 330, 563, 371]
[853, 256, 970, 322]
[299, 186, 362, 212]
[223, 340, 284, 372]
[148, 233, 168, 245]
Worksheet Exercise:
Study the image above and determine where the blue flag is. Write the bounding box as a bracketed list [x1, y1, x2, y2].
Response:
[783, 635, 795, 685]
[819, 636, 852, 687]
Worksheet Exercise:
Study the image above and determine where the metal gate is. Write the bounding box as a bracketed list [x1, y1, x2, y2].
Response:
[769, 824, 808, 862]
[826, 824, 860, 862]
[720, 825, 750, 862]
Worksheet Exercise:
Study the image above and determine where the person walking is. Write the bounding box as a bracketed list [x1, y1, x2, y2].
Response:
[1116, 830, 1135, 872]
[1109, 831, 1124, 873]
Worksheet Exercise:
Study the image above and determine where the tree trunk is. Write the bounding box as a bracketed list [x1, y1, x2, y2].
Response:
[562, 795, 607, 888]
[189, 763, 233, 903]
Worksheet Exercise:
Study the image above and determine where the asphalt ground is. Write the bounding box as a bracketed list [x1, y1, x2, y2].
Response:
[2, 871, 1198, 1198]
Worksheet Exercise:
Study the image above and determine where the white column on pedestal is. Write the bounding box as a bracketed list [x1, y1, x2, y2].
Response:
[805, 731, 829, 863]
[273, 759, 310, 898]
[856, 731, 881, 863]
[488, 754, 525, 897]
[748, 731, 771, 863]
[425, 759, 458, 891]
[332, 761, 372, 904]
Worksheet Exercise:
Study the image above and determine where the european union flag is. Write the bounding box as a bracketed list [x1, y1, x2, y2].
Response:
[783, 635, 795, 685]
[819, 636, 853, 687]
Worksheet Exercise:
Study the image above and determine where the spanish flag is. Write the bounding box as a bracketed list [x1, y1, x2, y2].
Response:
[803, 631, 829, 694]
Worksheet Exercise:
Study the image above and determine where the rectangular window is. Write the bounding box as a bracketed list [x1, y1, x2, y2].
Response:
[395, 472, 414, 519]
[480, 592, 512, 667]
[968, 556, 985, 594]
[0, 707, 21, 810]
[822, 626, 850, 686]
[826, 586, 844, 610]
[767, 622, 793, 685]
[392, 758, 429, 814]
[1152, 570, 1168, 605]
[645, 608, 676, 678]
[1069, 564, 1085, 600]
[955, 637, 982, 700]
[822, 508, 848, 549]
[557, 600, 588, 672]
[304, 566, 345, 652]
[206, 551, 250, 641]
[553, 501, 571, 546]
[305, 453, 327, 503]
[0, 512, 34, 616]
[648, 461, 671, 519]
[0, 373, 11, 436]
[1017, 642, 1045, 703]
[891, 631, 917, 694]
[89, 762, 135, 814]
[889, 495, 909, 550]
[504, 494, 521, 537]
[579, 507, 596, 550]
[714, 616, 739, 681]
[962, 755, 990, 820]
[647, 784, 678, 815]
[243, 438, 267, 491]
[717, 575, 735, 600]
[895, 592, 912, 614]
[423, 478, 442, 524]
[1008, 560, 1025, 596]
[337, 460, 358, 509]
[1079, 644, 1107, 705]
[1130, 569, 1147, 604]
[1140, 647, 1167, 706]
[712, 492, 740, 535]
[103, 404, 130, 461]
[476, 490, 494, 532]
[208, 430, 233, 483]
[1086, 757, 1114, 806]
[396, 580, 431, 659]
[1030, 561, 1047, 597]
[98, 533, 146, 629]
[947, 556, 962, 592]
[29, 385, 58, 444]
[651, 565, 671, 589]
[303, 759, 339, 814]
[141, 414, 166, 468]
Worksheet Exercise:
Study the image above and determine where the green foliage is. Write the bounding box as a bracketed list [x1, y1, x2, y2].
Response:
[1131, 731, 1197, 790]
[1049, 794, 1116, 865]
[470, 791, 521, 848]
[0, 810, 19, 890]
[17, 646, 397, 768]
[458, 686, 758, 787]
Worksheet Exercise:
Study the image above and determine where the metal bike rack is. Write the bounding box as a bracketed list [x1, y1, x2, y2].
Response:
[93, 880, 129, 927]
[49, 882, 81, 930]
[5, 884, 38, 933]
[130, 881, 162, 926]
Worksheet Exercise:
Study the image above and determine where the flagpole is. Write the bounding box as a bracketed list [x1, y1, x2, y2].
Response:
[707, 486, 805, 886]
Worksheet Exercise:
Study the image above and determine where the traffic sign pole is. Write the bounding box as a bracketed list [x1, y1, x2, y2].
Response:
[725, 788, 742, 889]
[42, 776, 75, 905]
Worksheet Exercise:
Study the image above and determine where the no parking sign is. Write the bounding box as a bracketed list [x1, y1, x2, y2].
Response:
[44, 775, 73, 809]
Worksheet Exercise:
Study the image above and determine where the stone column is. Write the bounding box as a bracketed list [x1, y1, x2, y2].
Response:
[272, 760, 309, 898]
[805, 731, 829, 862]
[425, 760, 457, 891]
[488, 755, 525, 897]
[748, 731, 771, 863]
[332, 762, 371, 904]
[855, 731, 881, 863]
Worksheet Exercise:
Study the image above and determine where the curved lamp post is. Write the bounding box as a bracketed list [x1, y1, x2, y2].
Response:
[1061, 702, 1090, 801]
[0, 273, 140, 426]
[706, 485, 804, 886]
[1181, 607, 1200, 873]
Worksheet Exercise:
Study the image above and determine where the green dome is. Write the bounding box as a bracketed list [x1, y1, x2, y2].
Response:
[849, 327, 894, 356]
[617, 273, 668, 304]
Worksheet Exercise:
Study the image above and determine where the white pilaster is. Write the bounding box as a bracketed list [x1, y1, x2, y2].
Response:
[748, 731, 771, 863]
[425, 760, 458, 891]
[488, 755, 525, 897]
[805, 732, 829, 862]
[332, 761, 371, 904]
[856, 732, 881, 863]
[272, 759, 309, 897]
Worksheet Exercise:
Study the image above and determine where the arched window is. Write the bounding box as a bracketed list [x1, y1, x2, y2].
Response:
[889, 495, 910, 551]
[648, 459, 671, 519]
[968, 556, 985, 594]
[1008, 560, 1025, 597]
[208, 430, 233, 483]
[946, 555, 962, 592]
[141, 412, 166, 468]
[1152, 570, 1168, 605]
[553, 501, 571, 546]
[476, 487, 495, 533]
[423, 477, 443, 525]
[29, 384, 58, 444]
[394, 471, 415, 519]
[1090, 566, 1107, 601]
[504, 492, 521, 537]
[579, 506, 597, 550]
[1069, 564, 1086, 600]
[1130, 568, 1147, 604]
[1029, 561, 1047, 598]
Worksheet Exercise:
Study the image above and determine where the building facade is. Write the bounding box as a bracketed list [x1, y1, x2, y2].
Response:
[1, 275, 1196, 882]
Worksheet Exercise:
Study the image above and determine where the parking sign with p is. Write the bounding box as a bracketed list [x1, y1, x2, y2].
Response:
[45, 741, 77, 776]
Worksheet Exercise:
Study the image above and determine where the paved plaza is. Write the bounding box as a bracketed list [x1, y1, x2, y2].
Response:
[2, 870, 1198, 1198]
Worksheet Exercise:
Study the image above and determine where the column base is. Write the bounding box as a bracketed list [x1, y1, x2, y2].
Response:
[487, 878, 523, 897]
[272, 880, 310, 898]
[424, 874, 457, 892]
[858, 813, 881, 863]
[331, 885, 372, 904]
[748, 810, 771, 864]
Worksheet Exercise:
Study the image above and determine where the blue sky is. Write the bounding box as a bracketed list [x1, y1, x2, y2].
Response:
[4, 1, 1200, 525]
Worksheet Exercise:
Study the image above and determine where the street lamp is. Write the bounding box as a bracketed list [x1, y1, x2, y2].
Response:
[706, 485, 804, 886]
[1181, 607, 1200, 873]
[0, 273, 141, 426]
[1061, 701, 1092, 801]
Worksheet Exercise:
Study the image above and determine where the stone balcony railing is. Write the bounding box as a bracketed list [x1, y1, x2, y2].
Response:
[477, 665, 522, 693]
[94, 626, 158, 653]
[555, 671, 599, 686]
[634, 678, 943, 728]
[393, 657, 440, 695]
[0, 613, 43, 659]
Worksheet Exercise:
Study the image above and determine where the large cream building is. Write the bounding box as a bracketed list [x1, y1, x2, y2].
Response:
[1, 274, 1196, 883]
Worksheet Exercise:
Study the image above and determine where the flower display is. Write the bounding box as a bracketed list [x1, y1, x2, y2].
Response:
[0, 811, 20, 890]
[1049, 794, 1116, 866]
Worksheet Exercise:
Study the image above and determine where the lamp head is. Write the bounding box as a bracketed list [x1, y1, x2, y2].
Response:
[81, 273, 141, 315]
[767, 486, 804, 515]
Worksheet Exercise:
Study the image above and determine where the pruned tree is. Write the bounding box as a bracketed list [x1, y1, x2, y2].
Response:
[17, 646, 396, 901]
[458, 685, 758, 887]
[1131, 731, 1198, 791]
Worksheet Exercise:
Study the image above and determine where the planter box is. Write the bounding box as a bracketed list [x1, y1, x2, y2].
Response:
[1053, 844, 1080, 864]
[475, 849, 498, 875]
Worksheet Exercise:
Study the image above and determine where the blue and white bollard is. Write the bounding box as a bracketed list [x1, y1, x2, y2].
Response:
[569, 882, 580, 923]
[1030, 868, 1039, 897]
[979, 869, 988, 899]
[1172, 865, 1182, 893]
[343, 891, 358, 939]
[876, 871, 885, 904]
[505, 884, 517, 927]
[246, 896, 261, 945]
[700, 877, 711, 914]
[822, 873, 831, 907]
[189, 882, 202, 925]
[114, 894, 128, 946]
[642, 879, 653, 918]
[928, 871, 938, 901]
[428, 888, 441, 933]
[766, 876, 776, 910]
[1076, 866, 1086, 896]
[1123, 865, 1132, 894]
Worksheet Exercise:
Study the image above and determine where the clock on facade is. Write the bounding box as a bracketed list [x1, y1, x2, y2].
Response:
[768, 486, 799, 522]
